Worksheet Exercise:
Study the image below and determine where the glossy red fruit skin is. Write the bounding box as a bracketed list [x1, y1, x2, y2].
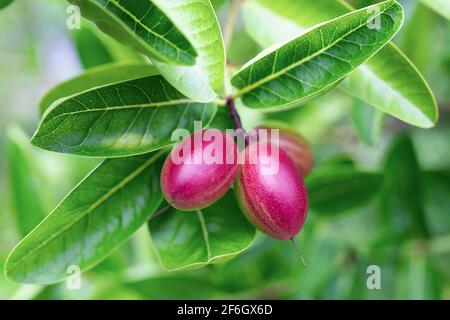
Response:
[255, 126, 314, 176]
[161, 130, 238, 211]
[235, 142, 308, 240]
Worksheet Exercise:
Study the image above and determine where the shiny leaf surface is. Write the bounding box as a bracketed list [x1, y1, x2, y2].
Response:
[149, 191, 256, 271]
[5, 151, 165, 284]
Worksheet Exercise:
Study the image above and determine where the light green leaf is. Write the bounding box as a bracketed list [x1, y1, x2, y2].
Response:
[351, 99, 384, 146]
[150, 0, 225, 102]
[242, 0, 438, 128]
[149, 191, 256, 271]
[33, 70, 217, 157]
[68, 0, 197, 65]
[306, 166, 383, 216]
[232, 1, 404, 114]
[6, 126, 51, 237]
[419, 0, 450, 21]
[39, 62, 158, 114]
[5, 151, 165, 284]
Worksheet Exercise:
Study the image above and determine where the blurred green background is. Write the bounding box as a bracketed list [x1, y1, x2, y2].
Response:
[1, 0, 449, 299]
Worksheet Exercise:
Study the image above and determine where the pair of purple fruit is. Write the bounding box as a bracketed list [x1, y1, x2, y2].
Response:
[160, 126, 313, 242]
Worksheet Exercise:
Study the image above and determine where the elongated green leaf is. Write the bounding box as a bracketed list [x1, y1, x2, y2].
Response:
[351, 99, 384, 146]
[149, 191, 256, 271]
[68, 0, 197, 65]
[419, 0, 450, 21]
[5, 151, 165, 284]
[306, 166, 383, 216]
[72, 23, 115, 69]
[150, 0, 225, 102]
[33, 71, 217, 157]
[39, 62, 158, 114]
[379, 135, 429, 239]
[6, 126, 51, 237]
[232, 1, 404, 113]
[242, 0, 438, 128]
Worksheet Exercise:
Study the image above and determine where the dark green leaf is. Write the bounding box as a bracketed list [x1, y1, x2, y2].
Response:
[150, 0, 226, 102]
[6, 126, 51, 236]
[351, 99, 384, 146]
[379, 135, 429, 239]
[33, 70, 217, 157]
[232, 1, 404, 112]
[306, 166, 383, 216]
[72, 23, 115, 69]
[422, 170, 450, 236]
[0, 0, 13, 10]
[68, 0, 197, 65]
[5, 151, 165, 284]
[149, 191, 256, 271]
[242, 0, 438, 128]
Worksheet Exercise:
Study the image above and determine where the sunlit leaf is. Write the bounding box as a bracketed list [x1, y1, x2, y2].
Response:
[150, 0, 226, 102]
[68, 0, 197, 65]
[242, 0, 438, 128]
[232, 1, 404, 114]
[33, 67, 217, 157]
[5, 151, 165, 284]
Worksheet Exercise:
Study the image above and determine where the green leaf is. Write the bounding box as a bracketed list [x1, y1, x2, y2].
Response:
[6, 126, 51, 237]
[419, 0, 450, 21]
[306, 166, 383, 216]
[5, 151, 165, 284]
[148, 191, 256, 271]
[0, 0, 13, 10]
[351, 99, 384, 146]
[33, 70, 217, 157]
[39, 62, 158, 115]
[150, 0, 226, 102]
[379, 134, 429, 239]
[68, 0, 197, 65]
[72, 23, 115, 69]
[422, 170, 450, 237]
[232, 1, 404, 113]
[241, 0, 438, 128]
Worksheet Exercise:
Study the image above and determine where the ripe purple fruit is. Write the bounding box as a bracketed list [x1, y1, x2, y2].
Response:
[161, 129, 238, 211]
[235, 141, 308, 240]
[254, 126, 314, 176]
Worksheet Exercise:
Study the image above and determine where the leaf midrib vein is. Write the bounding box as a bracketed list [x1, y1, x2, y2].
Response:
[232, 3, 392, 98]
[7, 151, 164, 272]
[196, 210, 211, 260]
[104, 0, 192, 56]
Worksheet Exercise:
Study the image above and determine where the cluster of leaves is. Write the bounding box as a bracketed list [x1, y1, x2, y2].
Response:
[1, 0, 444, 290]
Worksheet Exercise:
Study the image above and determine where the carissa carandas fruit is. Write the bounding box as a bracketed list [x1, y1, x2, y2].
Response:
[161, 129, 238, 211]
[235, 140, 308, 241]
[253, 126, 314, 176]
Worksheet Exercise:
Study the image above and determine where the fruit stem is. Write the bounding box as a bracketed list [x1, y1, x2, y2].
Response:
[226, 96, 243, 130]
[290, 238, 308, 269]
[148, 203, 172, 221]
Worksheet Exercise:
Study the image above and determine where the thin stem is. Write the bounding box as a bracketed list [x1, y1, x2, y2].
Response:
[148, 203, 173, 221]
[224, 0, 242, 53]
[226, 96, 243, 130]
[290, 238, 308, 269]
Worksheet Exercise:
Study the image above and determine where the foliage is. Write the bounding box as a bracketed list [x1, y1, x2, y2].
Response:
[0, 0, 449, 299]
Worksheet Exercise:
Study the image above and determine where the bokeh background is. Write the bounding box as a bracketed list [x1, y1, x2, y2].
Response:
[1, 0, 449, 299]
